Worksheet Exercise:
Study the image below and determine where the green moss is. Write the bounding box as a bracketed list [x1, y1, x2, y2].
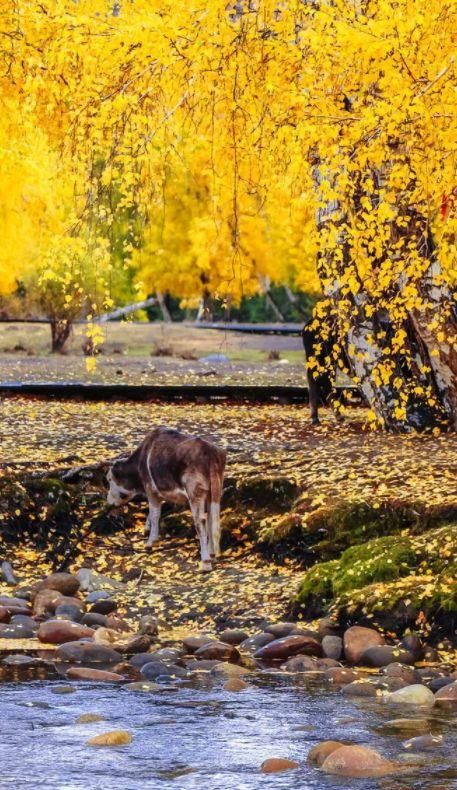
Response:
[334, 535, 418, 595]
[294, 524, 457, 628]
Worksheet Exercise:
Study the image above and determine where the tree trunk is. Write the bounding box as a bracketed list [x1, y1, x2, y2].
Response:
[50, 318, 71, 353]
[311, 161, 449, 431]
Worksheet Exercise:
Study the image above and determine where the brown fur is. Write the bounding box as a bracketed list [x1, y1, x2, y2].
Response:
[107, 428, 226, 571]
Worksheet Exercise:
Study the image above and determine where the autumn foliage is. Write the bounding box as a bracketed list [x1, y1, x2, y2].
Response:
[0, 1, 456, 428]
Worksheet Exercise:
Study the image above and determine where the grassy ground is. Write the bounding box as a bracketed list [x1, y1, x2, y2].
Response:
[0, 398, 456, 638]
[0, 322, 304, 386]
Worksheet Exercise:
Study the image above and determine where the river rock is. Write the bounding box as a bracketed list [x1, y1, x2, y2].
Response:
[10, 614, 39, 631]
[0, 607, 10, 623]
[182, 635, 214, 653]
[375, 677, 409, 692]
[115, 634, 152, 655]
[0, 596, 32, 610]
[93, 627, 119, 645]
[81, 613, 107, 628]
[33, 589, 63, 617]
[343, 626, 385, 665]
[318, 617, 342, 638]
[219, 629, 249, 645]
[86, 590, 112, 603]
[282, 655, 317, 672]
[386, 684, 435, 707]
[76, 713, 106, 723]
[138, 614, 159, 636]
[38, 620, 95, 644]
[265, 622, 297, 639]
[105, 615, 131, 633]
[130, 653, 157, 668]
[0, 561, 18, 586]
[429, 676, 454, 693]
[379, 718, 431, 733]
[0, 623, 36, 638]
[401, 634, 425, 661]
[153, 648, 183, 663]
[324, 667, 361, 685]
[322, 636, 343, 661]
[55, 641, 122, 664]
[361, 645, 415, 668]
[342, 680, 379, 698]
[67, 666, 125, 682]
[76, 568, 124, 593]
[317, 658, 341, 669]
[254, 635, 322, 661]
[185, 659, 222, 671]
[423, 646, 440, 662]
[113, 662, 142, 681]
[87, 730, 132, 747]
[194, 641, 239, 662]
[402, 735, 443, 751]
[239, 633, 274, 654]
[141, 661, 188, 680]
[55, 604, 84, 622]
[223, 678, 248, 691]
[211, 662, 250, 678]
[36, 573, 80, 596]
[383, 663, 418, 684]
[434, 681, 457, 705]
[260, 758, 299, 773]
[307, 741, 345, 767]
[321, 745, 400, 777]
[89, 599, 118, 616]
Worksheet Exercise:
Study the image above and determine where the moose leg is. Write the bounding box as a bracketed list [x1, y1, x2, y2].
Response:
[190, 497, 212, 572]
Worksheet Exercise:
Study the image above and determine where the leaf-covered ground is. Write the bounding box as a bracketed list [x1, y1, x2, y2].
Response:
[0, 322, 303, 386]
[0, 398, 456, 637]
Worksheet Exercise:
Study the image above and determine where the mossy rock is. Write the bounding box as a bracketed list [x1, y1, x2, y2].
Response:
[293, 524, 457, 634]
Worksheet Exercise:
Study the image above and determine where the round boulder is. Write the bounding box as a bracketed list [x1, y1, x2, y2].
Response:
[55, 641, 122, 665]
[36, 573, 80, 597]
[321, 745, 400, 778]
[307, 741, 345, 767]
[219, 629, 249, 645]
[239, 633, 274, 654]
[194, 641, 240, 662]
[66, 667, 124, 682]
[434, 681, 457, 705]
[386, 684, 435, 707]
[38, 620, 94, 644]
[260, 758, 299, 774]
[322, 635, 343, 661]
[360, 645, 414, 668]
[343, 626, 385, 665]
[265, 622, 297, 639]
[254, 635, 322, 661]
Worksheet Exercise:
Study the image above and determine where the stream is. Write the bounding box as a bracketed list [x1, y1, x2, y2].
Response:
[1, 673, 456, 790]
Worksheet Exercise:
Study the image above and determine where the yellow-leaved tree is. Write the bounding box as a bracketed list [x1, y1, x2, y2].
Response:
[1, 0, 456, 428]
